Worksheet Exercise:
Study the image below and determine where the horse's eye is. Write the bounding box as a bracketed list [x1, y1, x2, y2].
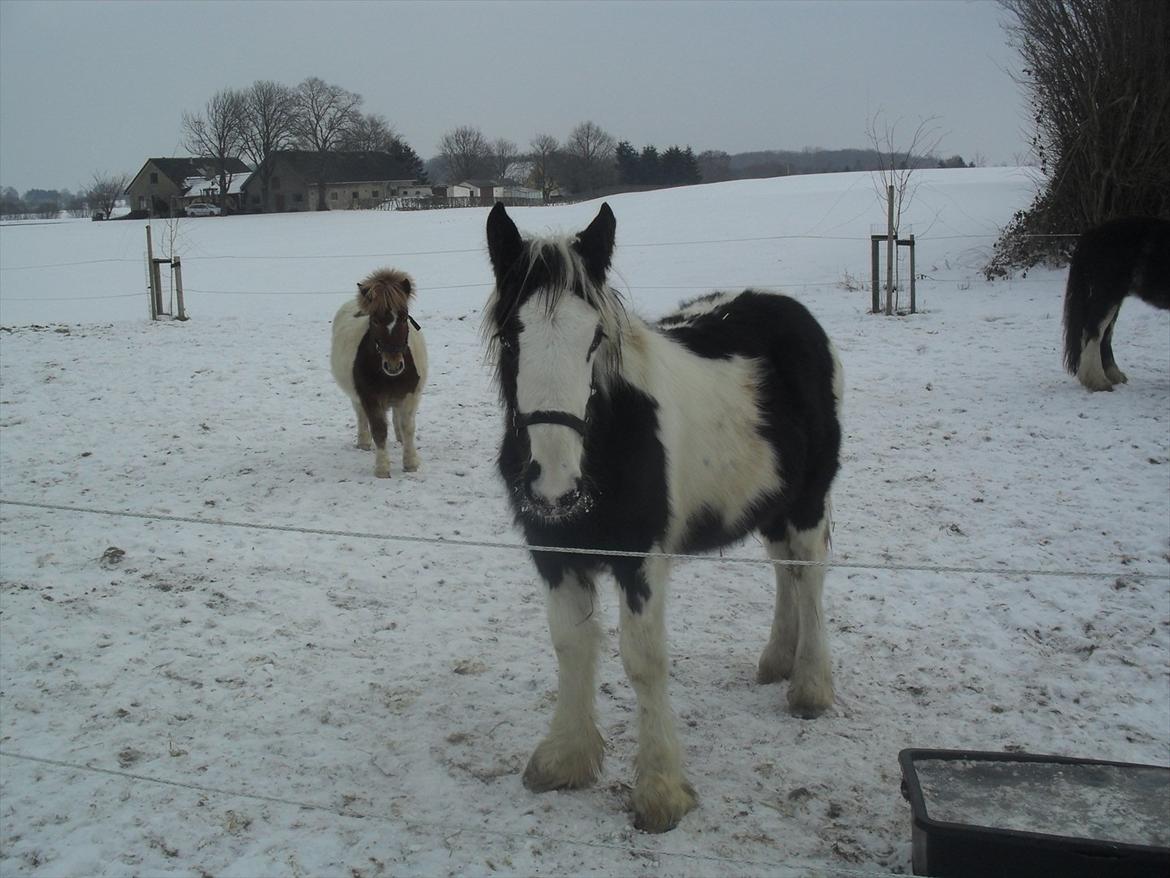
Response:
[586, 325, 605, 360]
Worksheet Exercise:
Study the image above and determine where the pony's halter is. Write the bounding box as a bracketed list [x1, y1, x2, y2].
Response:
[514, 409, 589, 437]
[513, 379, 597, 438]
[373, 313, 421, 356]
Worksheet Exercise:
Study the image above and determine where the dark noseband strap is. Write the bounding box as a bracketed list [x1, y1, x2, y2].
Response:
[515, 410, 589, 436]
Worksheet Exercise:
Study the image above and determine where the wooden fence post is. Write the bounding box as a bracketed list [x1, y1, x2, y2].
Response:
[871, 236, 881, 313]
[909, 233, 916, 314]
[173, 257, 188, 321]
[885, 184, 895, 316]
[145, 224, 158, 320]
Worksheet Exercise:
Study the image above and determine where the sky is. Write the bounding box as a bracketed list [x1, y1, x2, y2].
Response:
[0, 0, 1029, 194]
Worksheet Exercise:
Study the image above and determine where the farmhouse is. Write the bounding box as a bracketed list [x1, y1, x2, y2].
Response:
[242, 151, 418, 212]
[125, 157, 252, 217]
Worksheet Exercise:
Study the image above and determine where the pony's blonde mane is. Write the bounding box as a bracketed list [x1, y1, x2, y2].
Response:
[357, 268, 415, 320]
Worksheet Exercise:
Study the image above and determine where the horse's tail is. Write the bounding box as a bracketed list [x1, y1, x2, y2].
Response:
[1062, 245, 1089, 375]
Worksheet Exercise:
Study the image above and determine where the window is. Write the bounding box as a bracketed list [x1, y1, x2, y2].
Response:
[293, 193, 303, 203]
[330, 191, 338, 200]
[372, 190, 380, 198]
[352, 191, 359, 200]
[149, 172, 158, 184]
[251, 195, 260, 205]
[272, 176, 281, 190]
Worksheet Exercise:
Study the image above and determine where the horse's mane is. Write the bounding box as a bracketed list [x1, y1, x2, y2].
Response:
[357, 268, 414, 321]
[483, 235, 628, 377]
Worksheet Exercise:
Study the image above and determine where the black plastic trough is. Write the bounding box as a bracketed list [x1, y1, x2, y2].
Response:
[899, 749, 1170, 877]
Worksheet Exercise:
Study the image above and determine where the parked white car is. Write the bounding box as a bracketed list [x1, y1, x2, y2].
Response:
[185, 202, 221, 217]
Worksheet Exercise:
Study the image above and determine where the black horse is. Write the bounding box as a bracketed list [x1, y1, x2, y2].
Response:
[1063, 217, 1170, 391]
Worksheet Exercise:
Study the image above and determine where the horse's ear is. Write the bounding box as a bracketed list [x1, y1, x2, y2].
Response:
[575, 202, 616, 283]
[487, 202, 522, 279]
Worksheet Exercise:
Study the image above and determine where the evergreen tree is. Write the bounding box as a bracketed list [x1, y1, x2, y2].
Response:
[639, 145, 661, 185]
[615, 141, 640, 184]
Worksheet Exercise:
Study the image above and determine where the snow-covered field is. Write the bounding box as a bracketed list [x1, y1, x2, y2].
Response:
[1, 169, 1167, 877]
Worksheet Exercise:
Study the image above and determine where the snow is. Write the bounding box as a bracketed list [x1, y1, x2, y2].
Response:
[1, 168, 1167, 876]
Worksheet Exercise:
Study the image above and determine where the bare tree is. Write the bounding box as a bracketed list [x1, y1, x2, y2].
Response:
[339, 113, 398, 153]
[989, 0, 1170, 274]
[865, 111, 944, 238]
[240, 80, 298, 211]
[292, 77, 363, 209]
[490, 138, 520, 181]
[438, 126, 490, 182]
[182, 88, 248, 213]
[564, 121, 616, 193]
[86, 171, 129, 219]
[528, 133, 561, 201]
[864, 111, 944, 314]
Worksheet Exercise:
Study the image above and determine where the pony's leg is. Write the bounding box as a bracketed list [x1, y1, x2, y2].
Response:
[768, 517, 835, 718]
[1101, 309, 1128, 385]
[397, 394, 421, 472]
[353, 401, 372, 450]
[363, 403, 392, 478]
[615, 555, 697, 833]
[758, 532, 799, 684]
[391, 406, 403, 443]
[523, 572, 605, 792]
[1076, 304, 1120, 391]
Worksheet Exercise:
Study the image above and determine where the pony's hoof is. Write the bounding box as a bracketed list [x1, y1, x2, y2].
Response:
[522, 735, 603, 792]
[375, 467, 391, 479]
[631, 774, 698, 833]
[357, 440, 373, 451]
[787, 676, 834, 718]
[403, 459, 421, 473]
[756, 649, 794, 684]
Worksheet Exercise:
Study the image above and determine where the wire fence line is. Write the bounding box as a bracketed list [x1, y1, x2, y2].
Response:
[0, 750, 904, 878]
[0, 275, 1059, 304]
[0, 227, 1080, 276]
[3, 498, 1166, 583]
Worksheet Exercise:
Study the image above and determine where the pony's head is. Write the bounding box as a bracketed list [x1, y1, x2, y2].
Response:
[484, 202, 626, 522]
[357, 268, 415, 378]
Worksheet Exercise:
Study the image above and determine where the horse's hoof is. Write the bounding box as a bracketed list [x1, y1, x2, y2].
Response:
[756, 649, 794, 684]
[522, 734, 603, 792]
[787, 675, 834, 718]
[357, 441, 373, 451]
[375, 468, 391, 479]
[403, 460, 421, 473]
[631, 774, 697, 833]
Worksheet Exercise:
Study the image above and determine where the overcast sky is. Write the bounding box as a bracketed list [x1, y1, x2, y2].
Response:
[0, 0, 1028, 194]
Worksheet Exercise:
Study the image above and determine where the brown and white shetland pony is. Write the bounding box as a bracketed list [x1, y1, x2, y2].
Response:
[330, 268, 428, 477]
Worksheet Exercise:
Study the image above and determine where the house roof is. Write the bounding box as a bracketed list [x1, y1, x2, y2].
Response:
[149, 157, 251, 186]
[182, 172, 251, 197]
[256, 151, 418, 185]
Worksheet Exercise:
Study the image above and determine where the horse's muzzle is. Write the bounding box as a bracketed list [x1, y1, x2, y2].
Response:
[381, 359, 405, 377]
[519, 465, 592, 523]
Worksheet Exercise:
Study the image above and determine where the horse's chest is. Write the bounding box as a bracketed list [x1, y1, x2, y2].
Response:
[355, 352, 420, 403]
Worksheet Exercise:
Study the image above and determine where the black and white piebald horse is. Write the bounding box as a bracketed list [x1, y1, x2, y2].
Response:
[484, 202, 843, 832]
[1063, 216, 1170, 391]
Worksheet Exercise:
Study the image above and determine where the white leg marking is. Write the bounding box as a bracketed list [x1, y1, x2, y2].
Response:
[398, 395, 421, 472]
[618, 556, 697, 833]
[523, 574, 604, 791]
[780, 518, 835, 717]
[758, 535, 799, 683]
[1076, 306, 1119, 391]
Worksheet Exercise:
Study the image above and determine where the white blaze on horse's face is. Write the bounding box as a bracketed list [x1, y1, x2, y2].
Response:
[516, 295, 599, 508]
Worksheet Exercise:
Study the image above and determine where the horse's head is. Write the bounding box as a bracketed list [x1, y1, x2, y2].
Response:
[357, 267, 414, 321]
[368, 312, 411, 377]
[357, 268, 416, 378]
[485, 202, 624, 522]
